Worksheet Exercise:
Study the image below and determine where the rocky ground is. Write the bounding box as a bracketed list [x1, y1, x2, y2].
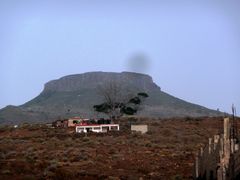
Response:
[0, 117, 233, 180]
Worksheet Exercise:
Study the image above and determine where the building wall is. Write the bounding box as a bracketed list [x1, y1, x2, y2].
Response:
[131, 125, 148, 134]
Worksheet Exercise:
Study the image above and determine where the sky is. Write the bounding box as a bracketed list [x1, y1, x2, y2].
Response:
[0, 0, 239, 114]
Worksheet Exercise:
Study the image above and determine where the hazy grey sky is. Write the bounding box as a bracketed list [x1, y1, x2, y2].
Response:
[0, 0, 239, 113]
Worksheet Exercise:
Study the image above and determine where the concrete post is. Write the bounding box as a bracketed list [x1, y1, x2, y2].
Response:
[220, 138, 224, 158]
[223, 118, 231, 168]
[209, 138, 212, 154]
[224, 140, 231, 168]
[200, 147, 203, 156]
[235, 144, 239, 151]
[217, 166, 223, 180]
[224, 118, 230, 140]
[214, 135, 220, 150]
[222, 166, 226, 180]
[231, 139, 235, 153]
[195, 153, 199, 178]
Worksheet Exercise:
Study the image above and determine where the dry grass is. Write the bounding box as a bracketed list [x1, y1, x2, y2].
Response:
[0, 117, 236, 179]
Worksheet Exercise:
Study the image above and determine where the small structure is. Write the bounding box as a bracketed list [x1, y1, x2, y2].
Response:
[76, 124, 119, 133]
[52, 117, 88, 128]
[52, 117, 114, 131]
[67, 117, 87, 127]
[131, 125, 148, 134]
[45, 123, 53, 128]
[52, 119, 68, 128]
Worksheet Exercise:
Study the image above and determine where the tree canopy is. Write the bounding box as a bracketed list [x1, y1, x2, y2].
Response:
[93, 90, 149, 119]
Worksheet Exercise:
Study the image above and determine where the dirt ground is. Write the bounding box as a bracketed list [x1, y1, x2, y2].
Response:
[0, 117, 235, 180]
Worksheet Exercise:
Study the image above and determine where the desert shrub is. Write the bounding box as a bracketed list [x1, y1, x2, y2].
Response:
[20, 123, 31, 128]
[131, 132, 142, 138]
[145, 142, 152, 147]
[108, 148, 116, 154]
[5, 151, 16, 159]
[161, 129, 172, 136]
[22, 175, 36, 180]
[32, 137, 45, 143]
[1, 169, 11, 175]
[146, 130, 154, 135]
[112, 154, 124, 160]
[64, 140, 74, 148]
[127, 117, 138, 125]
[171, 174, 183, 180]
[62, 156, 69, 162]
[42, 159, 60, 177]
[82, 136, 90, 142]
[53, 168, 75, 179]
[10, 160, 33, 174]
[0, 152, 6, 160]
[48, 160, 59, 171]
[25, 154, 36, 164]
[0, 126, 14, 132]
[69, 154, 86, 162]
[96, 154, 104, 161]
[43, 169, 55, 178]
[27, 125, 41, 131]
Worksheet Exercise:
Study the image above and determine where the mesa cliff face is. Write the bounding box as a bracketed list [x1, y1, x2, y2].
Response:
[43, 72, 160, 92]
[0, 71, 222, 125]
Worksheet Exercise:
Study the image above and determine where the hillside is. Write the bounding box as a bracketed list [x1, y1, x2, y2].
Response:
[0, 71, 222, 125]
[0, 117, 231, 179]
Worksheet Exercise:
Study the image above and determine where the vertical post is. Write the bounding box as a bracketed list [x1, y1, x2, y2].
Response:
[235, 143, 239, 151]
[200, 147, 203, 156]
[214, 135, 220, 150]
[222, 166, 226, 180]
[217, 166, 222, 180]
[223, 118, 231, 168]
[195, 153, 199, 178]
[209, 138, 212, 154]
[232, 104, 235, 139]
[220, 138, 224, 158]
[231, 139, 235, 153]
[224, 118, 230, 140]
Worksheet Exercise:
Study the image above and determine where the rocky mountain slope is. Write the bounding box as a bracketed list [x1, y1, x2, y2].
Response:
[0, 71, 222, 125]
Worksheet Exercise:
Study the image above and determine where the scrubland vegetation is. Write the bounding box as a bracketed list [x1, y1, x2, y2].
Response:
[0, 117, 230, 179]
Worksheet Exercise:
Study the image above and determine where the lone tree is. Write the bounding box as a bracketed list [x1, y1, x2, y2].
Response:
[93, 81, 149, 120]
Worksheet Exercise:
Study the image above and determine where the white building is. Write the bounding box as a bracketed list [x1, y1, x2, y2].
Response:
[76, 124, 119, 133]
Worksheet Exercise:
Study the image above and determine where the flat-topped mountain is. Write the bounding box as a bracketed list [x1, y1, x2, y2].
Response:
[44, 71, 160, 92]
[0, 71, 222, 125]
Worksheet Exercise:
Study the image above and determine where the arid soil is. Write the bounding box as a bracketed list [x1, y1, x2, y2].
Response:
[0, 117, 235, 180]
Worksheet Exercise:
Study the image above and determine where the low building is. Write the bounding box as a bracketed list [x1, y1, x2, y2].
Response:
[67, 117, 86, 127]
[53, 117, 114, 130]
[52, 119, 68, 128]
[131, 125, 148, 134]
[45, 123, 53, 128]
[76, 124, 119, 133]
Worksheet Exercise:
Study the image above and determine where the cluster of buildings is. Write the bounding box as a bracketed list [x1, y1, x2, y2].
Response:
[52, 117, 120, 133]
[52, 116, 148, 134]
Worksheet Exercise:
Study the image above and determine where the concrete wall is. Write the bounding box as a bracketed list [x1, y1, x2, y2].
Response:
[131, 125, 148, 134]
